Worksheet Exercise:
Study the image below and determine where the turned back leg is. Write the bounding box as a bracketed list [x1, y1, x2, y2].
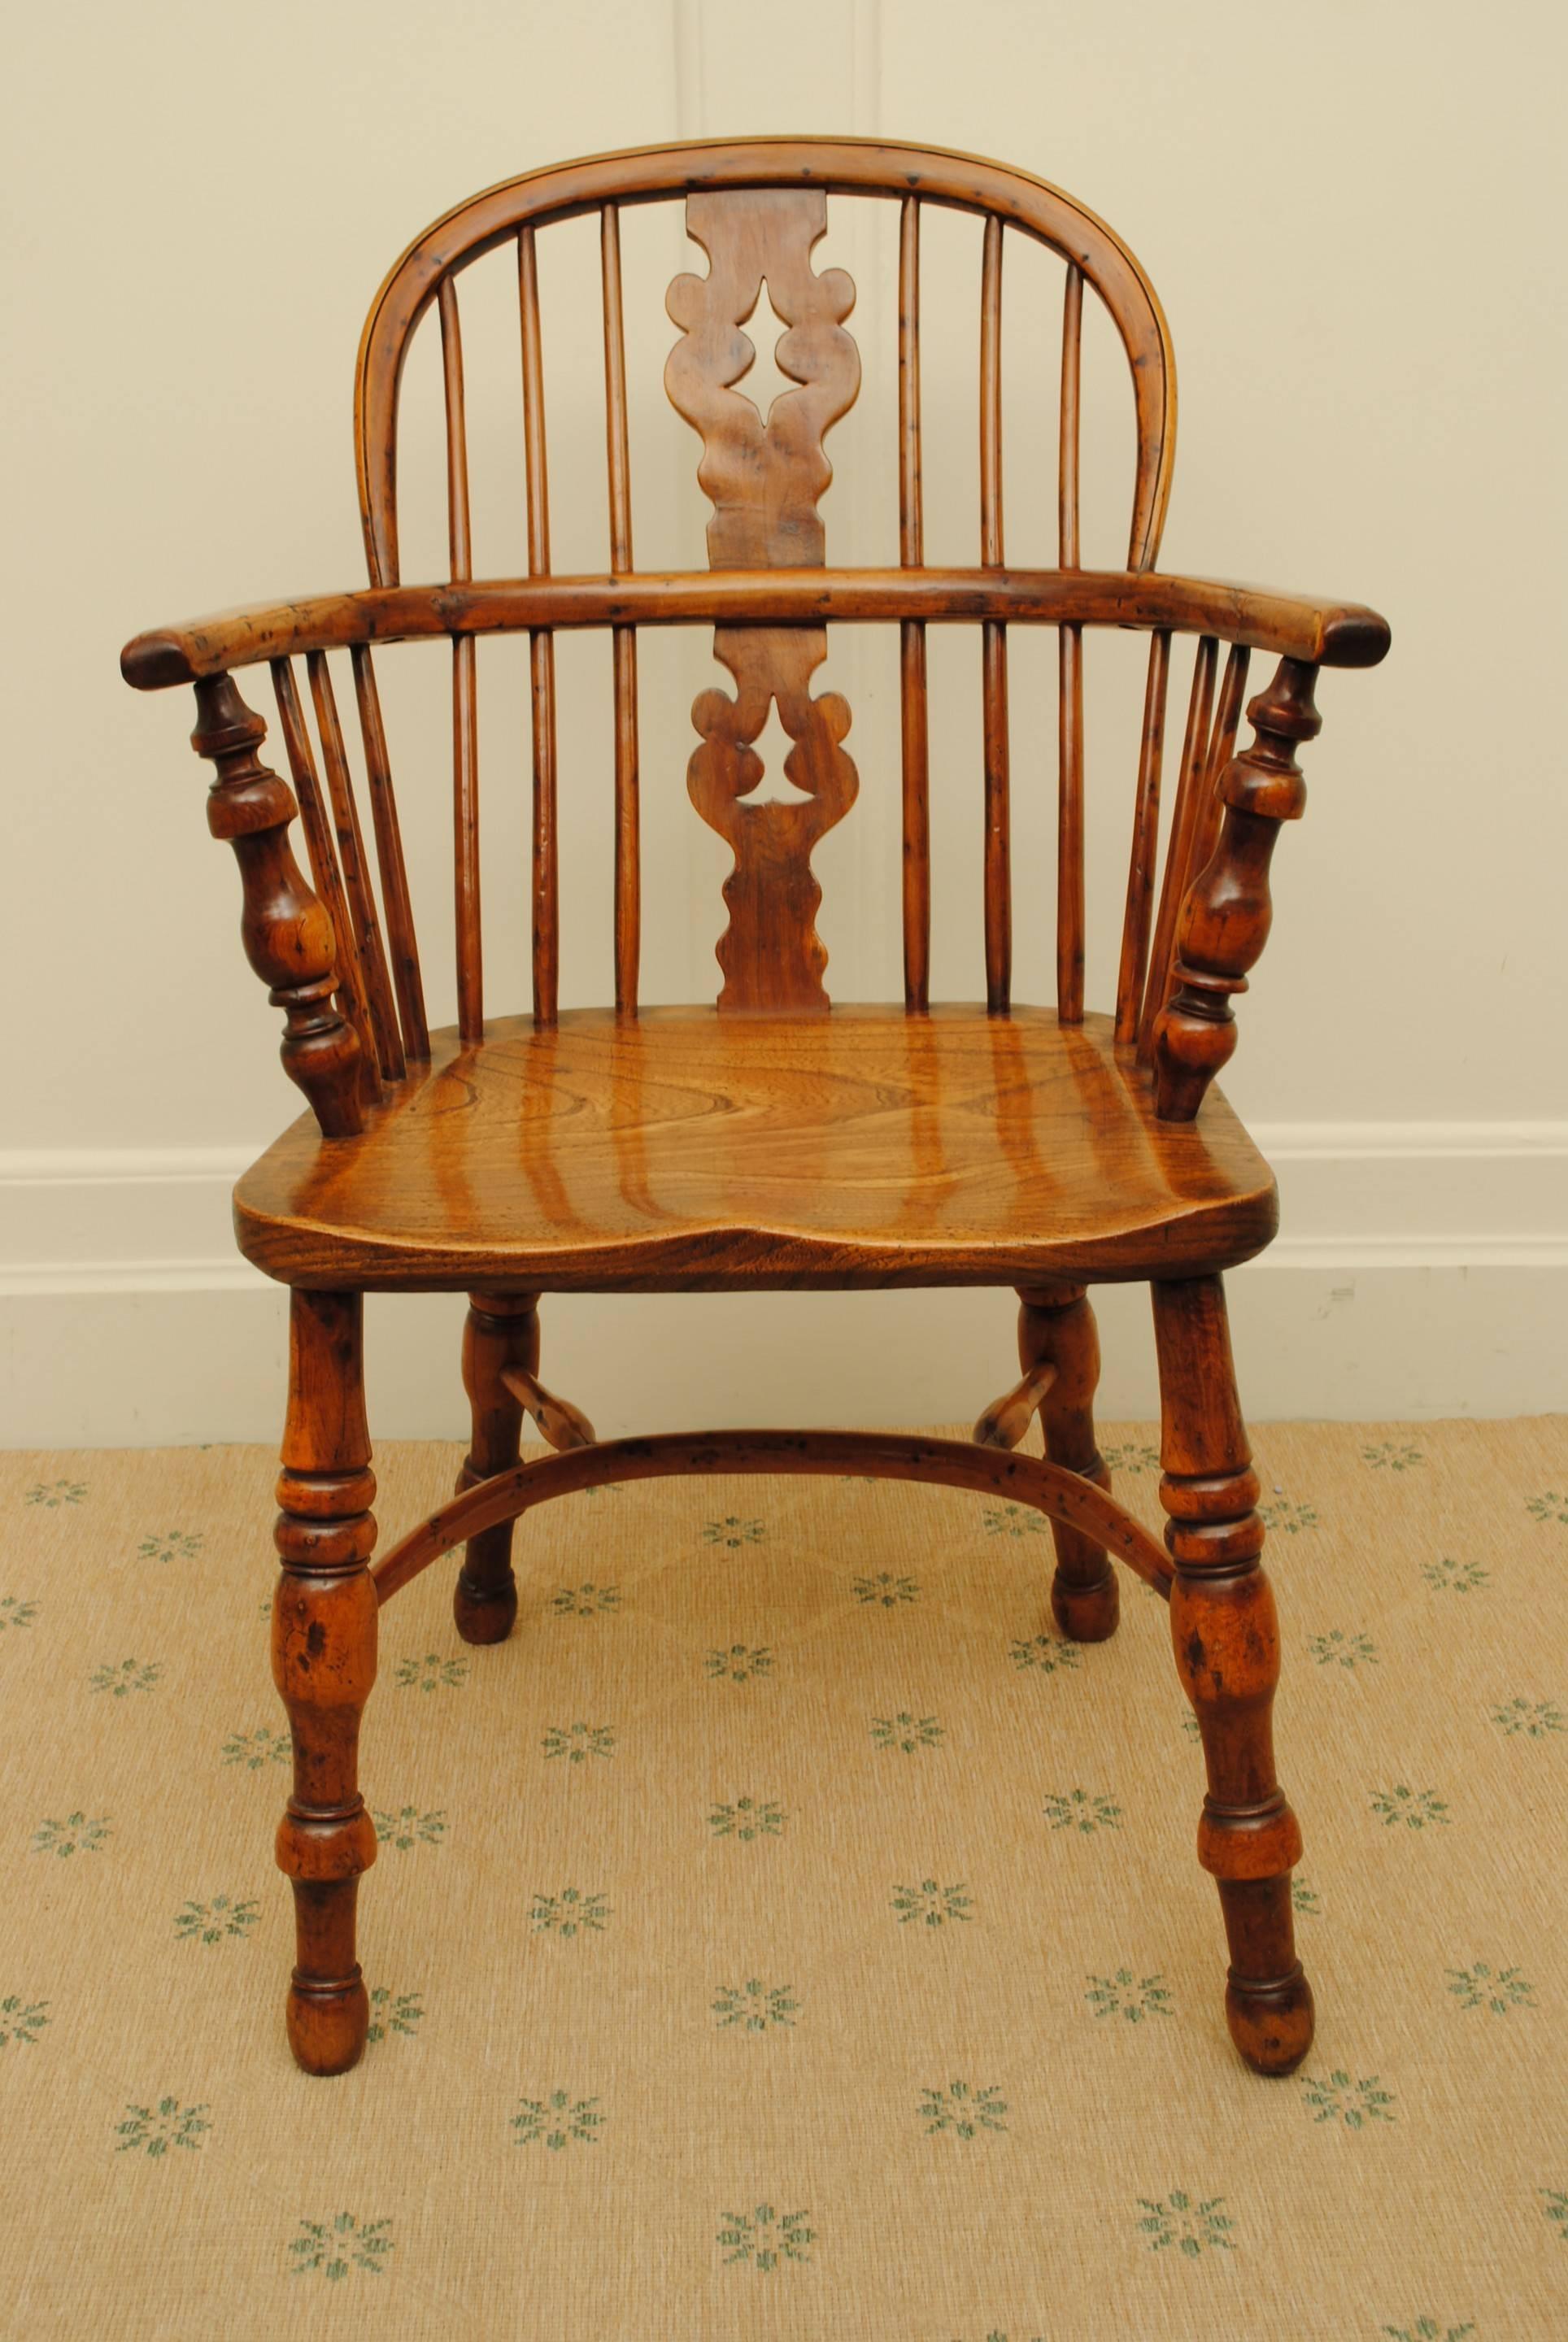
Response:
[1152, 1273, 1313, 2074]
[273, 1289, 378, 2075]
[1017, 1282, 1117, 1642]
[454, 1292, 538, 1644]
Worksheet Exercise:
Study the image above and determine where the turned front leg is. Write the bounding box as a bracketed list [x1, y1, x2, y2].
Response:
[273, 1290, 377, 2075]
[1017, 1282, 1117, 1641]
[453, 1293, 539, 1644]
[1152, 1273, 1312, 2074]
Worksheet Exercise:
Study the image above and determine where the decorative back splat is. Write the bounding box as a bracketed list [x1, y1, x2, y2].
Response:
[665, 189, 861, 1010]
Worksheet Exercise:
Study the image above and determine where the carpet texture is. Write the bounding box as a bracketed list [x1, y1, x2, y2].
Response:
[1, 1420, 1565, 2340]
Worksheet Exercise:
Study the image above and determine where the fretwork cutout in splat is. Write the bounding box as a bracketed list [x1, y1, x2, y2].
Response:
[732, 279, 796, 429]
[665, 188, 861, 1009]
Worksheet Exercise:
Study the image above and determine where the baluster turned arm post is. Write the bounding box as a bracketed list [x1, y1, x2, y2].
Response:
[189, 673, 365, 1138]
[1151, 656, 1320, 1122]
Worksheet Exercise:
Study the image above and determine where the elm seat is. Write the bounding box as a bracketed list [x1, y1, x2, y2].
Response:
[233, 1006, 1278, 1291]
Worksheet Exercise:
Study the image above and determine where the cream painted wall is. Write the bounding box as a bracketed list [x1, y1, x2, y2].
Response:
[2, 0, 1565, 1441]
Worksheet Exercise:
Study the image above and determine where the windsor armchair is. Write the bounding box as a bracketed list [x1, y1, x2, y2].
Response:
[121, 137, 1389, 2083]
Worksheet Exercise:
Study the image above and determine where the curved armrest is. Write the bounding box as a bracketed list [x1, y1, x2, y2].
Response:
[120, 568, 1390, 689]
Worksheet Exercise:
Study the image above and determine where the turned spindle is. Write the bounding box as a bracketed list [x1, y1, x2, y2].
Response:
[272, 1290, 378, 2074]
[189, 674, 364, 1137]
[1152, 657, 1321, 1121]
[1152, 1273, 1312, 2074]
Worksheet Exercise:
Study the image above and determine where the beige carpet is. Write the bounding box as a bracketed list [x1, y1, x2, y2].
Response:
[1, 1420, 1565, 2340]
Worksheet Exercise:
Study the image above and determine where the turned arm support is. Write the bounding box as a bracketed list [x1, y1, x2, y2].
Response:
[120, 570, 1390, 687]
[1152, 656, 1320, 1122]
[189, 674, 365, 1138]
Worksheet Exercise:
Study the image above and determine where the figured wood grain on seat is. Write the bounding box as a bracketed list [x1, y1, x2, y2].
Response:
[233, 1005, 1277, 1291]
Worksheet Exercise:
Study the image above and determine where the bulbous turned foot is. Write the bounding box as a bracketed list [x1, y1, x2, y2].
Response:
[286, 1971, 370, 2076]
[454, 1566, 517, 1644]
[1050, 1567, 1119, 1643]
[1225, 1965, 1314, 2075]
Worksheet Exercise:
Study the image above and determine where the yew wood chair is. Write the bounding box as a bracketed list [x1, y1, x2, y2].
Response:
[121, 137, 1389, 2082]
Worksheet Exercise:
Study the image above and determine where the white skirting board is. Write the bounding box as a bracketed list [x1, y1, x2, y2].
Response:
[2, 1124, 1565, 1445]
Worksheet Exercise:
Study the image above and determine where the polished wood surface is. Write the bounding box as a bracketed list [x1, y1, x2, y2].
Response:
[1113, 629, 1172, 1043]
[599, 204, 641, 1018]
[1018, 1281, 1117, 1643]
[233, 1006, 1275, 1291]
[667, 186, 861, 1008]
[122, 567, 1391, 690]
[351, 137, 1177, 587]
[896, 194, 930, 1012]
[368, 1426, 1174, 1610]
[451, 1291, 537, 1646]
[272, 1289, 378, 2075]
[1152, 658, 1319, 1120]
[1139, 634, 1219, 1060]
[189, 675, 364, 1138]
[120, 137, 1384, 2080]
[349, 644, 428, 1061]
[1152, 1273, 1312, 2074]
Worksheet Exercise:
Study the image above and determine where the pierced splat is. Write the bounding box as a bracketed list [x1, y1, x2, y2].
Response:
[665, 189, 861, 1010]
[687, 631, 856, 1009]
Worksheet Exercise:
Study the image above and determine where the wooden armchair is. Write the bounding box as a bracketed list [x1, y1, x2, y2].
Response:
[121, 138, 1389, 2082]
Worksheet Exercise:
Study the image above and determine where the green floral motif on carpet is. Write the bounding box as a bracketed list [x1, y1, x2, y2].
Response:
[221, 1726, 288, 1770]
[1446, 1961, 1534, 2015]
[708, 1797, 787, 1841]
[703, 1516, 766, 1548]
[1370, 1786, 1449, 1829]
[542, 1722, 615, 1763]
[1043, 1789, 1121, 1834]
[712, 1980, 797, 2031]
[137, 1530, 201, 1563]
[1008, 1634, 1081, 1675]
[372, 1805, 445, 1851]
[288, 2214, 392, 2279]
[115, 2098, 209, 2157]
[511, 2090, 603, 2150]
[550, 1582, 621, 1615]
[174, 1895, 258, 1945]
[1422, 1556, 1488, 1593]
[531, 1887, 610, 1936]
[892, 1879, 972, 1927]
[716, 2204, 813, 2271]
[393, 1652, 468, 1691]
[1085, 1969, 1172, 2023]
[32, 1812, 110, 1858]
[919, 2081, 1007, 2139]
[852, 1571, 919, 1606]
[706, 1644, 773, 1682]
[89, 1658, 162, 1697]
[1300, 2069, 1396, 2128]
[1135, 2191, 1235, 2254]
[0, 1996, 49, 2048]
[26, 1480, 86, 1508]
[871, 1710, 944, 1753]
[366, 1987, 422, 2044]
